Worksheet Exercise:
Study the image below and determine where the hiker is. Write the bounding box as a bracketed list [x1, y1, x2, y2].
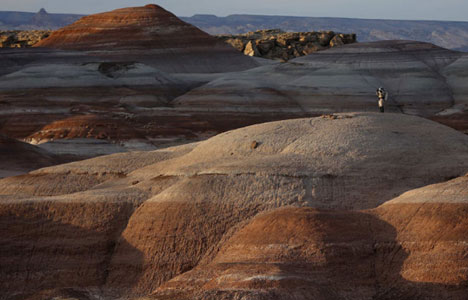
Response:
[376, 87, 388, 113]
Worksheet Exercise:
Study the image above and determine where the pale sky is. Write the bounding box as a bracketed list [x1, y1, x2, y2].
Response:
[1, 0, 468, 21]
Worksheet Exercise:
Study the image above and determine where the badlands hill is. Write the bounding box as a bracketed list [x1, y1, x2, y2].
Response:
[34, 4, 258, 73]
[1, 113, 467, 299]
[1, 5, 468, 165]
[0, 4, 467, 300]
[36, 5, 223, 50]
[176, 40, 468, 133]
[2, 39, 468, 160]
[0, 5, 262, 158]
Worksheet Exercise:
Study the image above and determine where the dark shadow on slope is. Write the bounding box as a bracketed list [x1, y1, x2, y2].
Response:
[0, 201, 144, 300]
[152, 207, 467, 299]
[263, 208, 468, 300]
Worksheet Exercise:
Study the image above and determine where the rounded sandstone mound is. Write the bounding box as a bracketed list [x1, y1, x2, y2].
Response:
[132, 112, 468, 209]
[34, 5, 222, 50]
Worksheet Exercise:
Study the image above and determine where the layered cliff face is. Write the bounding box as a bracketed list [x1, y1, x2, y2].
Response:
[1, 114, 468, 299]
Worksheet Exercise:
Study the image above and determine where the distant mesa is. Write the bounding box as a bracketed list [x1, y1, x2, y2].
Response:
[0, 9, 84, 30]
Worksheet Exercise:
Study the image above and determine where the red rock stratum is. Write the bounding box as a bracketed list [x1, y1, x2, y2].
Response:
[35, 5, 220, 50]
[33, 4, 259, 74]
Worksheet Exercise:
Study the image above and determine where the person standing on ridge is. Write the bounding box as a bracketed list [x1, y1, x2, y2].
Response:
[376, 87, 388, 113]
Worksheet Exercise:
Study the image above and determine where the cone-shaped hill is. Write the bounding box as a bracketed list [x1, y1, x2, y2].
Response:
[36, 4, 222, 50]
[33, 5, 259, 73]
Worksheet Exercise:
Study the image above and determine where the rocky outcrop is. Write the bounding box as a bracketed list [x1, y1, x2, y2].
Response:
[1, 114, 468, 299]
[0, 30, 51, 48]
[217, 29, 356, 60]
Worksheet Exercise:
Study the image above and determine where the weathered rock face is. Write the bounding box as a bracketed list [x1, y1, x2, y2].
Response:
[0, 30, 51, 48]
[217, 29, 357, 61]
[1, 114, 468, 299]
